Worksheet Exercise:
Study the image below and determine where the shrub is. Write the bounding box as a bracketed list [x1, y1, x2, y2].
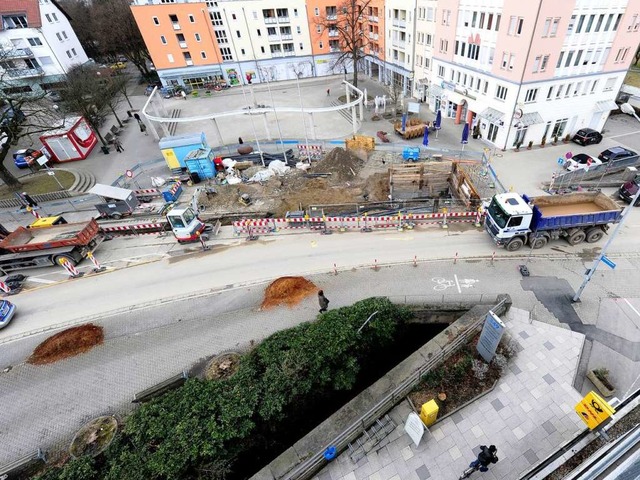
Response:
[492, 353, 509, 374]
[471, 359, 489, 380]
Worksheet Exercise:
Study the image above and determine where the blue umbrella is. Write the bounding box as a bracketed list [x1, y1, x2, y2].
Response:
[434, 110, 442, 138]
[461, 122, 469, 150]
[401, 113, 407, 132]
[422, 125, 429, 147]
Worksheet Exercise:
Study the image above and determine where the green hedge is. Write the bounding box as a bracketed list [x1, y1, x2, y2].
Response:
[36, 297, 411, 480]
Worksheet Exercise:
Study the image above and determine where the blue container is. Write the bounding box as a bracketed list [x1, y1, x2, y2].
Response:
[184, 147, 216, 179]
[402, 147, 420, 161]
[162, 181, 183, 203]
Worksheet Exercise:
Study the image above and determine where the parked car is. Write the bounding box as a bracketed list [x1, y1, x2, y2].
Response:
[619, 177, 640, 206]
[572, 128, 603, 146]
[598, 146, 637, 163]
[565, 153, 602, 172]
[0, 299, 16, 329]
[13, 148, 41, 169]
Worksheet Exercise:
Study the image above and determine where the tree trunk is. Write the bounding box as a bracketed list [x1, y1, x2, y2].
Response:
[0, 146, 21, 188]
[121, 90, 134, 109]
[109, 104, 124, 128]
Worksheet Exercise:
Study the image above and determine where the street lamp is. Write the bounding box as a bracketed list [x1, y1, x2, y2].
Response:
[259, 67, 288, 163]
[293, 70, 312, 163]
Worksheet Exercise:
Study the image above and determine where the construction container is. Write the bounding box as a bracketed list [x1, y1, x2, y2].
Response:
[159, 132, 209, 172]
[184, 148, 216, 179]
[419, 400, 439, 426]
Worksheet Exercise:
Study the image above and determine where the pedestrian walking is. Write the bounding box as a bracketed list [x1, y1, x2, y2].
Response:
[113, 137, 124, 153]
[327, 88, 330, 96]
[139, 122, 148, 136]
[133, 113, 141, 122]
[469, 445, 498, 472]
[181, 90, 187, 100]
[238, 137, 244, 144]
[21, 191, 37, 208]
[318, 290, 330, 313]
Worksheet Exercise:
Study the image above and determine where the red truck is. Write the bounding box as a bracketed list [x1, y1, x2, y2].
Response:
[0, 219, 104, 275]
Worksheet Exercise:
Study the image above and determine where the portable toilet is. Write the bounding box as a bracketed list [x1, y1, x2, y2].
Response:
[184, 147, 216, 181]
[158, 132, 208, 172]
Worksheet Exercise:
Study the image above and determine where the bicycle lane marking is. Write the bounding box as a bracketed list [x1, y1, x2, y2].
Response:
[454, 274, 461, 294]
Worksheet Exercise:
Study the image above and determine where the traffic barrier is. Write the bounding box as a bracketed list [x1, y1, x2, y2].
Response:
[333, 263, 338, 275]
[413, 255, 417, 267]
[442, 212, 448, 229]
[0, 281, 10, 293]
[59, 258, 82, 278]
[101, 223, 166, 233]
[86, 251, 106, 272]
[26, 206, 40, 219]
[491, 251, 496, 264]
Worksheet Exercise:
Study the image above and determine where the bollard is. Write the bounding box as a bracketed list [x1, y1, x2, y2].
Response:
[491, 251, 496, 265]
[373, 259, 379, 271]
[413, 255, 418, 267]
[454, 252, 458, 264]
[333, 263, 338, 275]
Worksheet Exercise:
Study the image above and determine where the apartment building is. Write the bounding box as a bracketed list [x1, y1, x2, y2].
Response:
[428, 0, 640, 150]
[385, 0, 417, 95]
[132, 0, 338, 89]
[0, 0, 88, 94]
[414, 0, 437, 101]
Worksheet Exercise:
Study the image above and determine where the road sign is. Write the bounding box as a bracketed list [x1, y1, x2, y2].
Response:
[477, 310, 505, 362]
[125, 169, 134, 178]
[601, 255, 616, 269]
[557, 157, 565, 166]
[575, 391, 615, 430]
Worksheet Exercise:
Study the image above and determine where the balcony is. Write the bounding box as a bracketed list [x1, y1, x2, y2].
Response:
[368, 16, 379, 23]
[268, 34, 280, 42]
[330, 47, 341, 53]
[185, 60, 193, 66]
[328, 30, 339, 37]
[283, 51, 295, 57]
[264, 17, 277, 24]
[2, 48, 34, 59]
[392, 39, 406, 48]
[392, 19, 406, 28]
[172, 22, 181, 30]
[271, 51, 284, 57]
[5, 67, 44, 78]
[277, 16, 290, 23]
[368, 32, 379, 40]
[327, 14, 337, 21]
[179, 41, 187, 49]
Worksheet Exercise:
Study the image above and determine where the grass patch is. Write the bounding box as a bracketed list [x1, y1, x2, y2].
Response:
[624, 68, 640, 88]
[0, 170, 75, 200]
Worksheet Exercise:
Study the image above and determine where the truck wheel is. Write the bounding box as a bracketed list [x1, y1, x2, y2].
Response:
[506, 238, 524, 251]
[586, 228, 604, 243]
[54, 254, 75, 266]
[568, 231, 586, 245]
[111, 213, 122, 220]
[531, 236, 548, 249]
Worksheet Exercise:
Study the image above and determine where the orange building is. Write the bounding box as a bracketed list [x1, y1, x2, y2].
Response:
[131, 2, 224, 88]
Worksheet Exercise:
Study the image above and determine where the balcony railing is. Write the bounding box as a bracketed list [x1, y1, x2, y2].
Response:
[327, 14, 337, 20]
[368, 16, 379, 23]
[330, 47, 341, 53]
[1, 48, 34, 59]
[268, 34, 280, 41]
[368, 32, 379, 40]
[392, 39, 406, 48]
[392, 19, 406, 28]
[264, 17, 277, 24]
[283, 51, 295, 57]
[271, 51, 284, 57]
[5, 67, 44, 78]
[328, 30, 339, 37]
[172, 22, 181, 30]
[185, 60, 193, 66]
[281, 34, 293, 40]
[277, 16, 290, 23]
[179, 41, 187, 49]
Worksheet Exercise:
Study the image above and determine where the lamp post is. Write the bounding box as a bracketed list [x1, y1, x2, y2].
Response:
[294, 70, 312, 163]
[259, 67, 288, 163]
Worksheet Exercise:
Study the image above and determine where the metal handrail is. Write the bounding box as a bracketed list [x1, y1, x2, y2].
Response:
[282, 297, 508, 480]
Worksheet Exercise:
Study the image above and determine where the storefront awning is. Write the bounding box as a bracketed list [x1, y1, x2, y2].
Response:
[519, 112, 544, 127]
[430, 84, 444, 97]
[480, 107, 504, 123]
[595, 100, 618, 112]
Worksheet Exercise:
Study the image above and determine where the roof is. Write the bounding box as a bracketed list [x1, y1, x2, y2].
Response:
[480, 107, 504, 123]
[159, 132, 206, 149]
[40, 116, 83, 137]
[519, 112, 543, 127]
[495, 193, 531, 216]
[89, 184, 133, 201]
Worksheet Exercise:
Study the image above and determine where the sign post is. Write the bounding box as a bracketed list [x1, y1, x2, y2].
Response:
[477, 311, 505, 362]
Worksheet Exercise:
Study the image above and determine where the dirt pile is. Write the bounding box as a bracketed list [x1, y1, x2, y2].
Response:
[312, 147, 365, 181]
[261, 276, 317, 309]
[28, 324, 104, 365]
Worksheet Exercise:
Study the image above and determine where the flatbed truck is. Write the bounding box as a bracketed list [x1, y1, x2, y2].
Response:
[484, 192, 623, 251]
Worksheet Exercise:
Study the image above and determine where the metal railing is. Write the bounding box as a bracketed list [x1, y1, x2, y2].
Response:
[282, 296, 510, 480]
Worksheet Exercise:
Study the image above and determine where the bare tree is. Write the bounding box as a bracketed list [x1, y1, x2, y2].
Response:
[315, 0, 372, 88]
[0, 51, 69, 187]
[384, 71, 403, 117]
[57, 0, 101, 60]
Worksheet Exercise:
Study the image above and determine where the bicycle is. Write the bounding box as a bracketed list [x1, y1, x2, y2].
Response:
[458, 462, 481, 479]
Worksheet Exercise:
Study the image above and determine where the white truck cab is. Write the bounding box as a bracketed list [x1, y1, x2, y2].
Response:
[484, 193, 534, 246]
[166, 206, 207, 243]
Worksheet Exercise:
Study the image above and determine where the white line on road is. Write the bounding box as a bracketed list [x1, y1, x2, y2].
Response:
[27, 277, 57, 284]
[608, 130, 640, 139]
[454, 274, 461, 293]
[623, 298, 640, 318]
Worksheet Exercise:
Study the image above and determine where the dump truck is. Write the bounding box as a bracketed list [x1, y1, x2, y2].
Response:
[484, 192, 623, 251]
[0, 219, 103, 274]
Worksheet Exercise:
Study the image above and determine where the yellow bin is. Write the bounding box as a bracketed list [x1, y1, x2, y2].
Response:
[420, 399, 439, 426]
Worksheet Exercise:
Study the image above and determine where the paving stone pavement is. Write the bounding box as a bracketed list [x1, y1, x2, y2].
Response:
[0, 255, 638, 468]
[313, 308, 586, 480]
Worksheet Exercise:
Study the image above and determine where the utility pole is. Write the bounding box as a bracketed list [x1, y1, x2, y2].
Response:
[572, 187, 640, 302]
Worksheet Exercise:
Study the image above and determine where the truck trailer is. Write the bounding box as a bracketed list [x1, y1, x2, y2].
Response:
[0, 219, 103, 274]
[484, 192, 623, 251]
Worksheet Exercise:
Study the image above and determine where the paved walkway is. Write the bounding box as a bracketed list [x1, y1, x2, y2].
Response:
[312, 308, 585, 480]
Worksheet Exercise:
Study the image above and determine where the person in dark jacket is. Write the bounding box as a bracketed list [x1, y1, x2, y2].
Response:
[318, 290, 330, 313]
[470, 445, 498, 472]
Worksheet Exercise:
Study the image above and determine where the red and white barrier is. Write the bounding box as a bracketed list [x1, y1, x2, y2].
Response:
[86, 251, 105, 272]
[26, 206, 40, 219]
[59, 258, 82, 278]
[0, 281, 10, 293]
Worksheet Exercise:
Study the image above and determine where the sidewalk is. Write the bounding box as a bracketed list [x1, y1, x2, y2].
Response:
[311, 308, 585, 480]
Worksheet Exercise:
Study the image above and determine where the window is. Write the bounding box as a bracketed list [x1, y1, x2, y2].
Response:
[240, 48, 245, 55]
[160, 35, 167, 44]
[525, 88, 538, 103]
[314, 7, 319, 16]
[550, 18, 560, 36]
[552, 118, 568, 137]
[556, 51, 564, 68]
[495, 85, 508, 100]
[220, 47, 232, 60]
[574, 82, 582, 96]
[167, 53, 174, 63]
[260, 46, 265, 53]
[509, 54, 515, 70]
[38, 56, 53, 65]
[439, 39, 448, 53]
[542, 18, 551, 36]
[437, 65, 445, 77]
[296, 26, 301, 34]
[483, 81, 488, 94]
[299, 42, 303, 50]
[231, 13, 236, 20]
[564, 51, 573, 67]
[586, 15, 595, 32]
[71, 48, 76, 56]
[508, 16, 524, 35]
[574, 50, 583, 66]
[65, 50, 71, 58]
[189, 14, 195, 23]
[210, 11, 223, 26]
[153, 16, 160, 25]
[316, 25, 321, 33]
[215, 30, 227, 44]
[56, 32, 62, 41]
[567, 15, 576, 34]
[576, 15, 585, 33]
[319, 41, 323, 49]
[565, 83, 572, 97]
[604, 78, 616, 91]
[613, 14, 622, 31]
[51, 13, 58, 21]
[604, 14, 614, 31]
[583, 49, 592, 65]
[487, 13, 493, 30]
[556, 85, 564, 98]
[28, 37, 42, 46]
[45, 14, 52, 23]
[591, 80, 598, 93]
[501, 52, 508, 69]
[183, 52, 192, 63]
[195, 33, 201, 42]
[62, 31, 68, 40]
[532, 56, 540, 72]
[595, 14, 604, 32]
[294, 8, 298, 17]
[547, 86, 553, 100]
[257, 29, 261, 36]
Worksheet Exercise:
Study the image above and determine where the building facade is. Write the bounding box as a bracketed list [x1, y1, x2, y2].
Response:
[384, 0, 417, 95]
[414, 0, 437, 102]
[0, 0, 88, 94]
[427, 0, 640, 149]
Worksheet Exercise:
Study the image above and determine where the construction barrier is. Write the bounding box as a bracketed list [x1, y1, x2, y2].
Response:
[86, 251, 105, 272]
[26, 206, 40, 219]
[59, 258, 82, 278]
[232, 211, 482, 237]
[297, 144, 324, 161]
[0, 281, 10, 293]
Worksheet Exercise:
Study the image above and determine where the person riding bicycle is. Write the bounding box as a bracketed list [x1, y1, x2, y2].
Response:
[470, 445, 498, 472]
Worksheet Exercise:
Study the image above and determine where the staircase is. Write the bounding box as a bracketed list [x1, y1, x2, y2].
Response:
[167, 108, 181, 136]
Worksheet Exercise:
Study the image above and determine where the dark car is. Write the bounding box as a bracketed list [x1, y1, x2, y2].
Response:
[619, 178, 640, 205]
[13, 148, 41, 169]
[598, 146, 637, 163]
[0, 300, 16, 330]
[572, 128, 603, 146]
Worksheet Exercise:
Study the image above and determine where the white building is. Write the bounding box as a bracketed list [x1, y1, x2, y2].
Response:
[413, 0, 437, 102]
[384, 0, 417, 95]
[0, 0, 88, 94]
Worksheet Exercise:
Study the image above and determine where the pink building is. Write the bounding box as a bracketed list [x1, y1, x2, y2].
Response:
[429, 0, 640, 149]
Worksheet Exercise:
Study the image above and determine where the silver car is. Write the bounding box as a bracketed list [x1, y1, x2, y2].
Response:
[0, 300, 16, 329]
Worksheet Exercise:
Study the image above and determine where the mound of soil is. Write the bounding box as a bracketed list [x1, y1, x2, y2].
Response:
[312, 147, 365, 181]
[261, 276, 317, 310]
[28, 324, 104, 365]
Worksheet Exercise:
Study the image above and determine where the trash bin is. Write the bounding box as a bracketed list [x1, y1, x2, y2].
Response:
[420, 399, 439, 426]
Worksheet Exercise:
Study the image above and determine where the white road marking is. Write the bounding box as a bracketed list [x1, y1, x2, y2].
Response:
[623, 298, 640, 318]
[454, 274, 461, 293]
[26, 277, 57, 284]
[608, 130, 640, 139]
